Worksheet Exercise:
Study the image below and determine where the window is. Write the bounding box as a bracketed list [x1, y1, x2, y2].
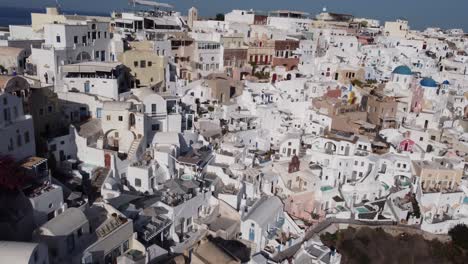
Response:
[50, 144, 57, 151]
[148, 61, 152, 67]
[67, 234, 75, 252]
[140, 60, 146, 68]
[419, 137, 423, 141]
[135, 178, 141, 187]
[24, 131, 30, 144]
[104, 32, 107, 38]
[8, 138, 13, 151]
[95, 51, 99, 58]
[123, 240, 129, 252]
[151, 104, 156, 114]
[74, 36, 78, 44]
[118, 116, 123, 121]
[48, 105, 53, 113]
[249, 223, 255, 241]
[17, 134, 22, 147]
[98, 31, 101, 38]
[106, 115, 111, 121]
[56, 35, 61, 43]
[39, 108, 44, 116]
[82, 36, 87, 44]
[152, 124, 160, 131]
[134, 61, 138, 67]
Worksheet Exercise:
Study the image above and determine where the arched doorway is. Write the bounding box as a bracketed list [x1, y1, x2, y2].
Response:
[129, 113, 136, 129]
[272, 73, 277, 83]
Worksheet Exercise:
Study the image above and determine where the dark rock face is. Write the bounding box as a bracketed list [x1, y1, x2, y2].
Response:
[0, 190, 35, 241]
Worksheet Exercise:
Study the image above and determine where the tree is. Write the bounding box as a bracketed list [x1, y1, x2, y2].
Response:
[0, 155, 30, 191]
[215, 13, 225, 21]
[449, 224, 468, 250]
[359, 21, 368, 28]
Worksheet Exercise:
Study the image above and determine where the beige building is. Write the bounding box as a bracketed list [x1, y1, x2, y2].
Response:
[366, 94, 398, 129]
[247, 37, 275, 66]
[334, 66, 365, 85]
[204, 73, 243, 103]
[413, 160, 463, 192]
[0, 47, 28, 74]
[118, 41, 167, 89]
[384, 19, 409, 38]
[31, 7, 110, 32]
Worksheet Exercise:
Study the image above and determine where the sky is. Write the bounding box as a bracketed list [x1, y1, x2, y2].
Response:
[1, 0, 467, 30]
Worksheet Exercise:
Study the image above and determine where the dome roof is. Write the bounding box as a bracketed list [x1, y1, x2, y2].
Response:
[420, 78, 437, 88]
[392, 65, 412, 75]
[442, 80, 450, 85]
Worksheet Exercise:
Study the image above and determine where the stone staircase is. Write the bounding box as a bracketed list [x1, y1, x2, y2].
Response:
[128, 138, 142, 159]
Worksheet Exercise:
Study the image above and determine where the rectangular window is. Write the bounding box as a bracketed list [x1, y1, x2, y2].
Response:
[148, 61, 152, 67]
[4, 108, 11, 122]
[152, 124, 160, 131]
[134, 61, 138, 67]
[56, 35, 61, 43]
[106, 115, 111, 121]
[151, 104, 156, 114]
[135, 178, 141, 187]
[17, 134, 22, 146]
[140, 60, 146, 68]
[118, 116, 123, 121]
[104, 32, 107, 38]
[98, 31, 101, 38]
[24, 131, 30, 143]
[74, 36, 78, 44]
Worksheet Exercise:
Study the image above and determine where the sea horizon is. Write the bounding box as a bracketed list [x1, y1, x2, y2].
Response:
[0, 4, 467, 32]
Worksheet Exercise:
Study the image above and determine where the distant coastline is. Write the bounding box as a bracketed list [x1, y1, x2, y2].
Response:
[0, 6, 109, 27]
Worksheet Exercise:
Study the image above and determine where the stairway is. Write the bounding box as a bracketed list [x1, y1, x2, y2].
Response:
[128, 138, 142, 159]
[299, 146, 307, 157]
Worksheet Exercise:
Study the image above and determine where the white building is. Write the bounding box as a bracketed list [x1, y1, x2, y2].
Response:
[0, 92, 36, 161]
[0, 241, 49, 264]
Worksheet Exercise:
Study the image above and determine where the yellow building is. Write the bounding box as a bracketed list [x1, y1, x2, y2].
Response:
[31, 7, 110, 32]
[413, 160, 463, 192]
[118, 43, 167, 89]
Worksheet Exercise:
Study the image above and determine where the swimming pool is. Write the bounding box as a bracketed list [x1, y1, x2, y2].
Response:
[355, 206, 371, 213]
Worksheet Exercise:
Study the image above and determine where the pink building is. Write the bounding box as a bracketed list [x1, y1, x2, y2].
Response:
[284, 192, 324, 224]
[399, 138, 415, 152]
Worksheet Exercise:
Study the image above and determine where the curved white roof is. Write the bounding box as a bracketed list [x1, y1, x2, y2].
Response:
[0, 241, 39, 263]
[40, 208, 88, 236]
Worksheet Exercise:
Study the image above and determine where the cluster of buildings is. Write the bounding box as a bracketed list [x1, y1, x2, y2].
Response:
[1, 2, 468, 264]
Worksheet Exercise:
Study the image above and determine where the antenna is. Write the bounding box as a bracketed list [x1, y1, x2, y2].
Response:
[55, 0, 62, 13]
